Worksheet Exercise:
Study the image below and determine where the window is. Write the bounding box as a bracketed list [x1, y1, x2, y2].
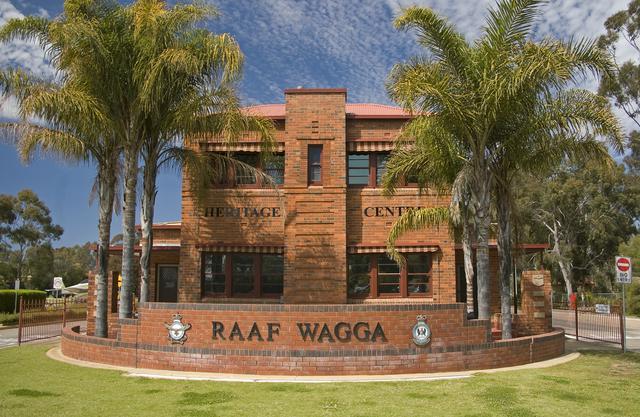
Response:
[201, 253, 283, 297]
[210, 152, 285, 188]
[348, 255, 371, 297]
[347, 253, 432, 298]
[348, 154, 370, 185]
[202, 254, 226, 294]
[406, 253, 430, 294]
[231, 254, 254, 294]
[234, 153, 259, 185]
[261, 254, 284, 294]
[377, 254, 401, 294]
[308, 145, 323, 185]
[375, 153, 389, 186]
[264, 154, 285, 185]
[347, 152, 390, 187]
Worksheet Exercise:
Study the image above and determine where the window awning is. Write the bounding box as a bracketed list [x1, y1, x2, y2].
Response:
[197, 244, 284, 254]
[347, 141, 394, 152]
[347, 245, 439, 254]
[200, 142, 285, 153]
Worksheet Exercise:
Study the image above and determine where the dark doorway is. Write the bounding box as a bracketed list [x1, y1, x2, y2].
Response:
[157, 265, 178, 302]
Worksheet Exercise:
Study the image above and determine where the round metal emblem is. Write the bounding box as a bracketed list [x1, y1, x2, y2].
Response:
[412, 315, 431, 346]
[164, 313, 191, 344]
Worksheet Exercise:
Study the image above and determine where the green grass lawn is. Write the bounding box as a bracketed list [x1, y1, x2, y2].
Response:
[0, 344, 639, 417]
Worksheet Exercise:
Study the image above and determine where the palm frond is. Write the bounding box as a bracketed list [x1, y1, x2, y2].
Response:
[482, 0, 545, 48]
[394, 6, 470, 77]
[386, 207, 451, 263]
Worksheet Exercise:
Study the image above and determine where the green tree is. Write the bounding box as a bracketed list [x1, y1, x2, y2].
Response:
[0, 190, 63, 287]
[518, 160, 640, 297]
[385, 0, 619, 336]
[131, 0, 274, 303]
[53, 243, 95, 287]
[598, 0, 640, 133]
[26, 243, 54, 290]
[0, 0, 124, 337]
[2, 0, 275, 324]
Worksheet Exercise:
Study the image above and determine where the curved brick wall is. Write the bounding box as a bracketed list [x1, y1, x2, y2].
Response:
[62, 302, 565, 375]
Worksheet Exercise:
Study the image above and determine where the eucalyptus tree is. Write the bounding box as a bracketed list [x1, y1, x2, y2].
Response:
[386, 0, 620, 330]
[0, 0, 125, 337]
[129, 0, 274, 303]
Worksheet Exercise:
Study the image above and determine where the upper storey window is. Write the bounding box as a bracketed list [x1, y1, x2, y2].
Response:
[347, 152, 390, 187]
[211, 152, 284, 187]
[308, 145, 323, 185]
[264, 154, 285, 185]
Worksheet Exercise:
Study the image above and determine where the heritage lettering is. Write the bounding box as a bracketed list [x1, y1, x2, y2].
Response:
[204, 207, 282, 218]
[363, 206, 422, 217]
[212, 321, 386, 343]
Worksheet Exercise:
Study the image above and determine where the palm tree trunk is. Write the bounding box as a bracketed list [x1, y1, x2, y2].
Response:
[139, 161, 157, 303]
[473, 170, 492, 321]
[95, 163, 116, 337]
[462, 213, 475, 318]
[496, 186, 513, 339]
[119, 146, 138, 319]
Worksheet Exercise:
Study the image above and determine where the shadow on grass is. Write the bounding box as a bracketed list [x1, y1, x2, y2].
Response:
[8, 389, 60, 398]
[179, 391, 235, 406]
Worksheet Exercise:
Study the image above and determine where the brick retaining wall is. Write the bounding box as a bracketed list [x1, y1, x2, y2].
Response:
[62, 302, 565, 375]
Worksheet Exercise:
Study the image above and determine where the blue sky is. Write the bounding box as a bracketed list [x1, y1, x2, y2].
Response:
[0, 0, 635, 246]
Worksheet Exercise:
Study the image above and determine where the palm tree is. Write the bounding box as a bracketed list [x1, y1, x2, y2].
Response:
[386, 0, 621, 329]
[0, 0, 124, 337]
[128, 0, 275, 303]
[383, 121, 477, 317]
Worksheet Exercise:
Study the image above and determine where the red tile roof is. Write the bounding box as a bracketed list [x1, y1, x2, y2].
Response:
[242, 103, 413, 119]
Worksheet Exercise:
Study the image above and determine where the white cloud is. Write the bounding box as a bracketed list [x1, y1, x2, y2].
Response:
[0, 0, 54, 119]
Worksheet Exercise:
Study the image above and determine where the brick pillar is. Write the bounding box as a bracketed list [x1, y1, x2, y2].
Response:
[283, 88, 348, 304]
[518, 270, 552, 335]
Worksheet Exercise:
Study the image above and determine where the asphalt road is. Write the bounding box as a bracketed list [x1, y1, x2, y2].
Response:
[553, 309, 640, 351]
[0, 320, 85, 349]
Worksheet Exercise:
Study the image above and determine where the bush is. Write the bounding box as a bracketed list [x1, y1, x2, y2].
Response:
[0, 290, 47, 313]
[0, 312, 19, 326]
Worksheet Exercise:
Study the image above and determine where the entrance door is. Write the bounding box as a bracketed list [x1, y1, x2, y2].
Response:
[157, 265, 178, 302]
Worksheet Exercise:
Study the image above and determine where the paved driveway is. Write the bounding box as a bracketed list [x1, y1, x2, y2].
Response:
[0, 320, 85, 349]
[553, 309, 640, 351]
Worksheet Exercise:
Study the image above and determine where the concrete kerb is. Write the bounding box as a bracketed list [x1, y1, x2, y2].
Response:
[46, 345, 581, 383]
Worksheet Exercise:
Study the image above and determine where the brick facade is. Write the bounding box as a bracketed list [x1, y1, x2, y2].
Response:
[78, 88, 562, 376]
[63, 302, 565, 376]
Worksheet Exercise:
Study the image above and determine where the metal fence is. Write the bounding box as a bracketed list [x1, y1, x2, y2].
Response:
[553, 302, 624, 349]
[18, 297, 87, 345]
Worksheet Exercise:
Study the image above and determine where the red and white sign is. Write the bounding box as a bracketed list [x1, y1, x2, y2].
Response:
[615, 256, 632, 284]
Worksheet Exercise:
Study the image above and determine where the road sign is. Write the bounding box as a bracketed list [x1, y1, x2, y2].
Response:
[14, 279, 20, 290]
[595, 304, 610, 314]
[615, 256, 632, 284]
[53, 276, 65, 290]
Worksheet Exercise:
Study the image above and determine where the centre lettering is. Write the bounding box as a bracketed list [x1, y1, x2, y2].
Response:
[363, 206, 422, 217]
[211, 321, 386, 343]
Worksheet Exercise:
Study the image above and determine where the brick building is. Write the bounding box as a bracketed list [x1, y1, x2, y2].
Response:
[71, 88, 562, 376]
[95, 87, 550, 321]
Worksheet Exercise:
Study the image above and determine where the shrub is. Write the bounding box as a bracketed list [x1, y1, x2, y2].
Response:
[0, 312, 19, 326]
[0, 290, 47, 313]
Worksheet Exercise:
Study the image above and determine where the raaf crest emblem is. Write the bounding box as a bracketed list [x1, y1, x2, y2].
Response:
[412, 314, 431, 346]
[164, 313, 191, 344]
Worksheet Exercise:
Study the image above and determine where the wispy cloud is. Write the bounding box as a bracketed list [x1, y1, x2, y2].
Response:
[215, 1, 633, 100]
[0, 0, 54, 119]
